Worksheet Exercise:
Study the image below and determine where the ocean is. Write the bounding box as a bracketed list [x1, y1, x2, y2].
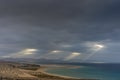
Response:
[46, 63, 120, 80]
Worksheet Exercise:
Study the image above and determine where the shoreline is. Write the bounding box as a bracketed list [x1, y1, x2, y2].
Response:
[41, 68, 79, 79]
[37, 64, 98, 80]
[0, 62, 98, 80]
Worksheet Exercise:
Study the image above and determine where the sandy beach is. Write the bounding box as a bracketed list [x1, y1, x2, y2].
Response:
[0, 62, 98, 80]
[22, 64, 98, 80]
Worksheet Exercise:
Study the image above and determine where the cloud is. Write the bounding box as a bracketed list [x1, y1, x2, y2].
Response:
[64, 52, 81, 61]
[50, 50, 63, 54]
[0, 0, 119, 62]
[3, 48, 38, 58]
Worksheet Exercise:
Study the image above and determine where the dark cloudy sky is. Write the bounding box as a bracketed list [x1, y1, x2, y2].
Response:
[0, 0, 120, 63]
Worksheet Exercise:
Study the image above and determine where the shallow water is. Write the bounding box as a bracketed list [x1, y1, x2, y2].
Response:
[46, 64, 120, 80]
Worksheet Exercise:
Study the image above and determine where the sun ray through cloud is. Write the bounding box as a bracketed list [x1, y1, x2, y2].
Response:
[64, 52, 81, 61]
[81, 43, 105, 62]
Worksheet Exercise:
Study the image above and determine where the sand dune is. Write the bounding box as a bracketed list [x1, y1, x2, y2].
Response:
[0, 63, 37, 79]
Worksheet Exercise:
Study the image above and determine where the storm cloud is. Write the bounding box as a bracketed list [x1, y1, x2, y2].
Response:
[0, 0, 120, 62]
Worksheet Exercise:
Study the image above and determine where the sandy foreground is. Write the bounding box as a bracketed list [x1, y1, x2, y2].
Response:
[0, 62, 98, 80]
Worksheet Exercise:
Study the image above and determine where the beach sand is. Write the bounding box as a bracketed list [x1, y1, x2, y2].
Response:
[21, 64, 98, 80]
[0, 62, 98, 80]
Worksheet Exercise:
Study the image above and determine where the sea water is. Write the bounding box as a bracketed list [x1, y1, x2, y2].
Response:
[46, 63, 120, 80]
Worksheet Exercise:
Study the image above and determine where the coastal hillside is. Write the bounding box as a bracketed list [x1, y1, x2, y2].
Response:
[0, 62, 97, 80]
[0, 62, 37, 80]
